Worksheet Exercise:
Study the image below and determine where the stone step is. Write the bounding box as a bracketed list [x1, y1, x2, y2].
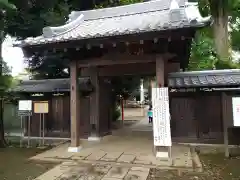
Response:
[112, 129, 153, 139]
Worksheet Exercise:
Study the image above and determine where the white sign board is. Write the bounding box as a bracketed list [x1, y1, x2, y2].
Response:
[18, 100, 32, 111]
[152, 87, 172, 146]
[232, 97, 240, 126]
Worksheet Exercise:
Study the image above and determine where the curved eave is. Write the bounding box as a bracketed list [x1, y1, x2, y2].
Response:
[14, 21, 212, 49]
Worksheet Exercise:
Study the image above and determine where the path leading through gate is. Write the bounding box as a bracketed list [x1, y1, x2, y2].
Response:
[32, 110, 202, 180]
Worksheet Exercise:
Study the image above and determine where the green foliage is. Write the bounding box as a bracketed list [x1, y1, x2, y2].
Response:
[0, 0, 15, 92]
[188, 27, 240, 71]
[188, 0, 240, 71]
[196, 0, 234, 17]
[231, 10, 240, 51]
[214, 59, 240, 69]
[112, 106, 120, 122]
[96, 0, 142, 8]
[111, 76, 140, 99]
[0, 75, 12, 91]
[188, 29, 216, 71]
[0, 0, 16, 10]
[4, 0, 143, 39]
[0, 0, 16, 146]
[4, 0, 142, 99]
[3, 103, 20, 132]
[5, 0, 70, 39]
[0, 58, 14, 96]
[27, 52, 69, 79]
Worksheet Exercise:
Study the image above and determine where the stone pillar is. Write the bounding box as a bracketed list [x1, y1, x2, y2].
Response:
[68, 60, 81, 152]
[155, 55, 172, 160]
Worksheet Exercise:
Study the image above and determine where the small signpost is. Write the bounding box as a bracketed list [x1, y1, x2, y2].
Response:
[18, 100, 32, 147]
[34, 101, 49, 146]
[152, 87, 172, 161]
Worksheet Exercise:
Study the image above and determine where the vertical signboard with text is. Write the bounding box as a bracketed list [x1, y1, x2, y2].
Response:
[152, 87, 172, 147]
[232, 97, 240, 127]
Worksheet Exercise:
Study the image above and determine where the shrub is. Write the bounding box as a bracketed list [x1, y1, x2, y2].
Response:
[112, 106, 121, 122]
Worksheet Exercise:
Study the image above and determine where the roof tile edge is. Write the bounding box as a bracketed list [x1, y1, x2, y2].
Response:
[42, 14, 84, 38]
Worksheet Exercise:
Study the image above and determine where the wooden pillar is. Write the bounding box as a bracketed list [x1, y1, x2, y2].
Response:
[89, 67, 100, 140]
[164, 63, 179, 84]
[221, 92, 229, 157]
[155, 55, 172, 160]
[156, 57, 165, 87]
[68, 60, 81, 151]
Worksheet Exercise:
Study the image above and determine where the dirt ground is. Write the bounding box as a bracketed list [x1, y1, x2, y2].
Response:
[148, 153, 240, 180]
[1, 147, 240, 180]
[0, 147, 57, 180]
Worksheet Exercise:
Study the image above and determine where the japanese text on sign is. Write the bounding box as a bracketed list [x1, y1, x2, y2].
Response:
[152, 87, 172, 146]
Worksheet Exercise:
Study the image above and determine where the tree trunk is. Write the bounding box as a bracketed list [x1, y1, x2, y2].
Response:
[0, 98, 6, 148]
[211, 4, 230, 62]
[0, 32, 6, 148]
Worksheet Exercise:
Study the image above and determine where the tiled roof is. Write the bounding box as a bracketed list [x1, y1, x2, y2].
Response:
[12, 69, 240, 93]
[17, 0, 211, 47]
[12, 78, 93, 93]
[168, 69, 240, 88]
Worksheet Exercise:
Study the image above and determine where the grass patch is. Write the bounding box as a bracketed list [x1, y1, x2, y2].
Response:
[148, 153, 240, 180]
[0, 147, 57, 180]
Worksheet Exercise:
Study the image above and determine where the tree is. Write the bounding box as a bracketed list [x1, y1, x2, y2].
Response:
[196, 0, 240, 65]
[1, 0, 143, 125]
[6, 0, 142, 93]
[208, 0, 230, 62]
[188, 0, 240, 71]
[0, 0, 15, 9]
[230, 3, 240, 52]
[0, 0, 16, 147]
[188, 29, 216, 70]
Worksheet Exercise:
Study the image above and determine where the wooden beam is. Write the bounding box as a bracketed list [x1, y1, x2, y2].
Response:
[78, 53, 155, 67]
[97, 63, 156, 77]
[78, 53, 176, 68]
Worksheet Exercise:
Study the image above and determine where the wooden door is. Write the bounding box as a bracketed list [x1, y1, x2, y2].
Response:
[171, 97, 196, 138]
[51, 96, 64, 132]
[197, 94, 222, 139]
[79, 96, 90, 138]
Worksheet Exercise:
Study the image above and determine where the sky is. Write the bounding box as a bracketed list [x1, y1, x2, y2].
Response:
[2, 36, 25, 76]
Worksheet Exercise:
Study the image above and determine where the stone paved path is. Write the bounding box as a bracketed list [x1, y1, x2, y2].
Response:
[35, 161, 150, 180]
[32, 115, 202, 180]
[31, 137, 201, 169]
